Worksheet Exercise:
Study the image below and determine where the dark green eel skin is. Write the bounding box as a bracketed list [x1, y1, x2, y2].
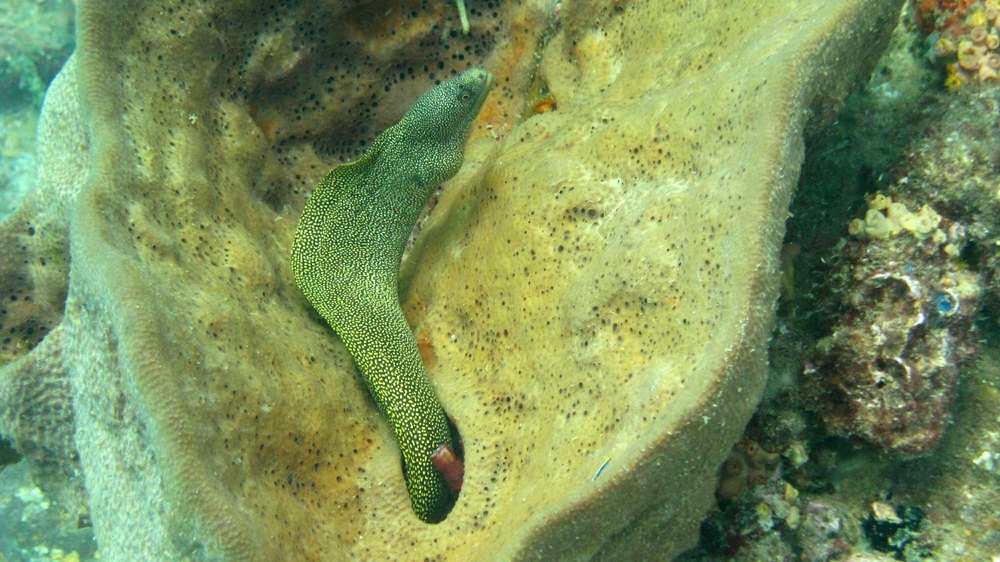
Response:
[291, 68, 492, 523]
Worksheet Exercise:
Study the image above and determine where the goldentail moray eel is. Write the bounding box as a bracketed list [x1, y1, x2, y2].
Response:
[291, 68, 492, 523]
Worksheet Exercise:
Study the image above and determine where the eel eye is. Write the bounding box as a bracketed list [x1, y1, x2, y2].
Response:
[458, 89, 472, 101]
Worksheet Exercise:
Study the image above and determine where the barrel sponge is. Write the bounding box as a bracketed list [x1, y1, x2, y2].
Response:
[0, 0, 902, 560]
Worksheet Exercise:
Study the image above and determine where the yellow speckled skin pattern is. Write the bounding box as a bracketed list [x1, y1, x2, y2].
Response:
[291, 69, 492, 523]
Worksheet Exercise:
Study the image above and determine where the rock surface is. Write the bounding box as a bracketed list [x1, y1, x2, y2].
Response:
[0, 0, 901, 559]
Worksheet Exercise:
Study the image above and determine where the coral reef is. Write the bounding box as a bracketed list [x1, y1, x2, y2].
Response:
[793, 43, 1000, 456]
[801, 84, 1000, 458]
[798, 501, 854, 562]
[0, 0, 74, 106]
[0, 0, 75, 221]
[0, 461, 97, 561]
[697, 473, 864, 561]
[862, 502, 930, 558]
[892, 87, 1000, 306]
[913, 0, 1000, 87]
[799, 34, 1000, 457]
[721, 480, 804, 559]
[806, 192, 981, 455]
[0, 0, 901, 560]
[893, 350, 1000, 558]
[716, 438, 781, 503]
[687, 6, 1000, 560]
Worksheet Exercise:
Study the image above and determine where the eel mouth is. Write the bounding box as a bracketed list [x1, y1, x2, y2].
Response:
[470, 68, 494, 114]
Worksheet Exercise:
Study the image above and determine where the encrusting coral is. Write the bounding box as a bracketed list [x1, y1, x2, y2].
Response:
[847, 193, 948, 242]
[914, 0, 1000, 88]
[802, 69, 999, 457]
[0, 0, 902, 559]
[807, 192, 981, 455]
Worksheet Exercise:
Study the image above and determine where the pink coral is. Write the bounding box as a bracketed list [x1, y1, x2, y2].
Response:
[915, 0, 1000, 87]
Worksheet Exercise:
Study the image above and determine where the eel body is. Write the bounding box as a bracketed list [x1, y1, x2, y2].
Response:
[291, 68, 492, 523]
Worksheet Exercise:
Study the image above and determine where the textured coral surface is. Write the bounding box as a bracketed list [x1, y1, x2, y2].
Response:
[0, 0, 901, 560]
[808, 199, 981, 454]
[913, 0, 1000, 87]
[679, 14, 1000, 559]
